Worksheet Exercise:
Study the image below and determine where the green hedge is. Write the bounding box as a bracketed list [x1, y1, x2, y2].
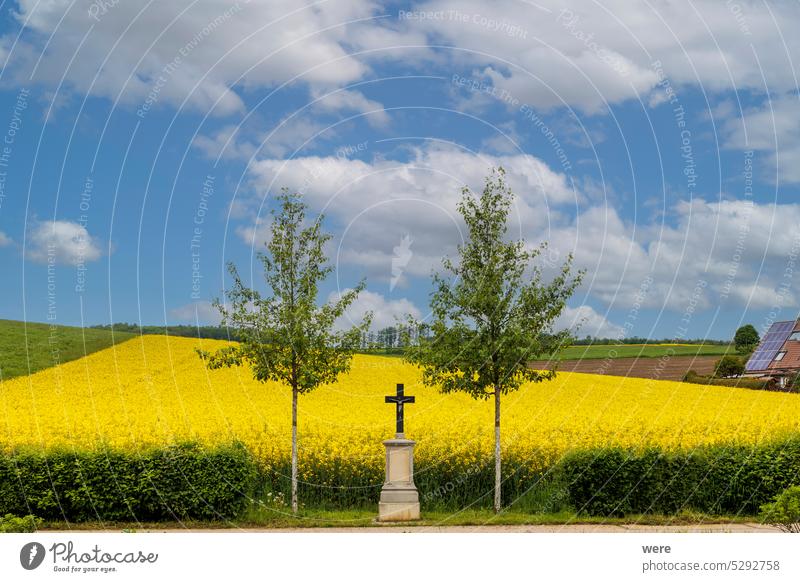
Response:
[561, 439, 800, 516]
[0, 443, 255, 522]
[683, 370, 773, 390]
[6, 438, 798, 519]
[255, 454, 545, 511]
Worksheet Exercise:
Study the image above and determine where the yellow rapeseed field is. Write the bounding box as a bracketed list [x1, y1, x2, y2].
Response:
[2, 335, 800, 478]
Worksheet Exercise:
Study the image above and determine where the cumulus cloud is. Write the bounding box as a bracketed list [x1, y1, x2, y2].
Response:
[722, 96, 800, 184]
[331, 289, 422, 330]
[25, 221, 102, 266]
[234, 215, 272, 249]
[7, 0, 796, 119]
[726, 283, 798, 310]
[241, 145, 800, 315]
[191, 124, 257, 161]
[244, 146, 579, 286]
[552, 198, 800, 313]
[169, 300, 223, 325]
[412, 0, 800, 113]
[5, 0, 385, 116]
[193, 116, 336, 161]
[0, 231, 12, 247]
[309, 88, 390, 127]
[557, 305, 624, 339]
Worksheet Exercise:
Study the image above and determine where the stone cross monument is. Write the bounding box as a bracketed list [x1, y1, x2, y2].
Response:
[378, 383, 421, 521]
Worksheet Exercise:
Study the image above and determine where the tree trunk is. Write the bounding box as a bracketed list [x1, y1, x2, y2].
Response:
[494, 387, 501, 513]
[291, 385, 299, 514]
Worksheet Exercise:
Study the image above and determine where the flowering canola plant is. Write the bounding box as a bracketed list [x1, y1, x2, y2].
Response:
[2, 335, 800, 483]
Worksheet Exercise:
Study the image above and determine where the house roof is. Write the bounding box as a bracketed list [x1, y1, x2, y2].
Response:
[746, 319, 800, 373]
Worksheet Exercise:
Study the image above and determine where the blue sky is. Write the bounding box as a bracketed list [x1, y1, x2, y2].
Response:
[0, 0, 799, 340]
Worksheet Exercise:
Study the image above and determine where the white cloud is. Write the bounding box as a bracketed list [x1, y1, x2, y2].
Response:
[7, 0, 796, 119]
[0, 231, 12, 247]
[409, 0, 800, 112]
[169, 300, 223, 325]
[6, 0, 384, 116]
[309, 88, 390, 127]
[243, 145, 800, 315]
[546, 198, 800, 312]
[331, 289, 422, 330]
[245, 146, 579, 285]
[25, 221, 102, 266]
[722, 95, 800, 184]
[726, 283, 797, 310]
[234, 215, 272, 249]
[191, 124, 256, 161]
[557, 305, 623, 338]
[258, 117, 335, 158]
[553, 198, 800, 313]
[193, 116, 336, 162]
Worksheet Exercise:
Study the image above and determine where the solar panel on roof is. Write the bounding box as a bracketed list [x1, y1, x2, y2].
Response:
[745, 321, 796, 371]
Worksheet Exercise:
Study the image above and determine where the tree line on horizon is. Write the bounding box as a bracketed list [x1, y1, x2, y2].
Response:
[88, 322, 731, 348]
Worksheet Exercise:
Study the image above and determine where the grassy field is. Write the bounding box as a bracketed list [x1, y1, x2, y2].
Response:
[0, 319, 135, 380]
[554, 343, 733, 361]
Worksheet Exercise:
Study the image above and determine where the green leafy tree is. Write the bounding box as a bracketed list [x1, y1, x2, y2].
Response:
[405, 168, 583, 513]
[198, 191, 370, 513]
[734, 324, 760, 354]
[713, 354, 745, 378]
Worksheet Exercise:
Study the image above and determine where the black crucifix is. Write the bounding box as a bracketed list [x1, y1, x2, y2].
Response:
[385, 383, 415, 435]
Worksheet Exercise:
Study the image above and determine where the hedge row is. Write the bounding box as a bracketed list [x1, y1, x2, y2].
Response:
[0, 443, 255, 522]
[561, 439, 800, 516]
[4, 439, 799, 519]
[256, 440, 800, 515]
[682, 370, 773, 391]
[255, 454, 545, 511]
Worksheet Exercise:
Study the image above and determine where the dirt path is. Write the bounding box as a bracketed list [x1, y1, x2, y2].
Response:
[531, 355, 718, 381]
[53, 523, 775, 533]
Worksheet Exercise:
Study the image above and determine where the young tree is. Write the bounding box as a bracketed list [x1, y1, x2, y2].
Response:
[734, 324, 760, 354]
[197, 191, 369, 513]
[713, 354, 745, 378]
[405, 168, 583, 513]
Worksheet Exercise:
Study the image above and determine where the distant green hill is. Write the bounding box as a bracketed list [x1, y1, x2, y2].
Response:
[0, 320, 136, 380]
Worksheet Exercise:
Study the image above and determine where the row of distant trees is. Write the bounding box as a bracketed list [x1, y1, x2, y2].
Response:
[89, 322, 429, 350]
[92, 323, 729, 349]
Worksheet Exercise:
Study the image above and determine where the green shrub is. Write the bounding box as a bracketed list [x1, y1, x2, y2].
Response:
[0, 514, 42, 533]
[714, 355, 745, 378]
[760, 485, 800, 532]
[0, 443, 256, 522]
[562, 438, 800, 517]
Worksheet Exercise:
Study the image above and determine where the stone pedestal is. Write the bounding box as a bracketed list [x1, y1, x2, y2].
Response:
[378, 435, 420, 521]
